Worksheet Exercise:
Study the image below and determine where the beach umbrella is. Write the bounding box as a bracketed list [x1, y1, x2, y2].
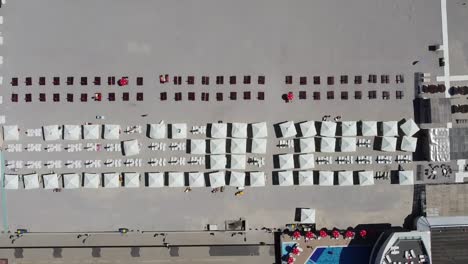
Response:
[340, 137, 357, 152]
[190, 139, 206, 154]
[149, 123, 166, 139]
[210, 123, 228, 138]
[400, 136, 418, 152]
[298, 153, 315, 169]
[230, 138, 247, 154]
[298, 171, 314, 186]
[338, 171, 353, 186]
[229, 171, 245, 187]
[320, 121, 337, 137]
[400, 118, 420, 136]
[124, 172, 140, 188]
[293, 231, 301, 239]
[380, 136, 397, 152]
[229, 155, 246, 170]
[277, 154, 294, 170]
[43, 173, 59, 189]
[249, 171, 266, 187]
[23, 173, 40, 189]
[63, 173, 80, 189]
[279, 121, 297, 138]
[3, 125, 20, 141]
[83, 124, 100, 140]
[361, 121, 378, 136]
[345, 230, 355, 239]
[103, 124, 120, 140]
[319, 230, 328, 238]
[287, 92, 294, 101]
[43, 125, 61, 141]
[63, 125, 81, 140]
[382, 121, 398, 136]
[171, 123, 187, 139]
[83, 173, 100, 188]
[250, 122, 268, 138]
[292, 247, 300, 255]
[332, 230, 340, 239]
[209, 171, 225, 188]
[320, 137, 336, 152]
[287, 257, 295, 264]
[341, 121, 357, 136]
[123, 139, 140, 156]
[399, 170, 414, 185]
[360, 229, 367, 238]
[210, 139, 226, 154]
[188, 172, 205, 187]
[305, 231, 315, 240]
[278, 171, 294, 186]
[3, 174, 19, 189]
[119, 77, 128, 86]
[358, 171, 374, 186]
[250, 138, 267, 154]
[299, 121, 316, 137]
[103, 172, 120, 188]
[300, 208, 315, 224]
[210, 155, 227, 170]
[168, 172, 185, 187]
[231, 122, 248, 138]
[319, 171, 334, 186]
[147, 172, 164, 187]
[299, 137, 315, 153]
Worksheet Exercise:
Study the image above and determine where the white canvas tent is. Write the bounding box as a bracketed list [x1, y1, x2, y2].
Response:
[340, 137, 357, 152]
[279, 121, 297, 138]
[231, 123, 248, 138]
[298, 153, 315, 169]
[230, 138, 247, 154]
[300, 208, 316, 224]
[3, 174, 18, 189]
[209, 155, 227, 170]
[320, 121, 337, 137]
[298, 171, 314, 186]
[43, 173, 59, 189]
[400, 119, 420, 136]
[209, 171, 225, 188]
[188, 172, 205, 187]
[210, 123, 228, 138]
[23, 173, 39, 189]
[147, 172, 164, 187]
[43, 125, 60, 141]
[382, 121, 398, 137]
[299, 121, 316, 137]
[278, 170, 294, 186]
[299, 137, 315, 153]
[210, 139, 226, 154]
[320, 137, 336, 152]
[83, 124, 100, 140]
[251, 138, 267, 154]
[341, 121, 357, 136]
[123, 139, 140, 156]
[251, 122, 268, 138]
[277, 153, 295, 169]
[338, 171, 353, 186]
[190, 139, 206, 154]
[319, 171, 334, 186]
[229, 171, 245, 187]
[400, 136, 418, 152]
[83, 173, 100, 188]
[358, 171, 374, 186]
[229, 155, 246, 170]
[63, 173, 80, 189]
[361, 121, 378, 136]
[168, 172, 185, 187]
[149, 123, 166, 139]
[171, 123, 187, 139]
[103, 172, 120, 188]
[63, 125, 80, 140]
[249, 172, 266, 187]
[380, 137, 397, 152]
[124, 172, 140, 188]
[3, 125, 19, 141]
[103, 124, 120, 140]
[399, 170, 414, 185]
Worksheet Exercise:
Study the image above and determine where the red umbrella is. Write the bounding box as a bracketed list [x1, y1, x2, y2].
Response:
[292, 231, 301, 239]
[360, 229, 367, 238]
[292, 247, 300, 255]
[332, 230, 340, 239]
[319, 230, 327, 238]
[345, 230, 355, 238]
[287, 257, 295, 264]
[287, 92, 294, 101]
[305, 231, 314, 239]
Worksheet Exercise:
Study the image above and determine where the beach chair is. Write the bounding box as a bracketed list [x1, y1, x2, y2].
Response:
[244, 91, 251, 100]
[108, 93, 115, 101]
[368, 91, 377, 99]
[299, 91, 307, 99]
[123, 92, 129, 101]
[11, 93, 18, 102]
[341, 91, 348, 100]
[382, 91, 390, 100]
[300, 76, 307, 85]
[258, 91, 265, 100]
[81, 93, 87, 102]
[396, 91, 404, 99]
[354, 75, 362, 84]
[52, 77, 60, 85]
[187, 76, 195, 85]
[313, 92, 320, 100]
[285, 75, 292, 84]
[216, 92, 223, 101]
[136, 77, 143, 86]
[39, 77, 46, 85]
[188, 92, 195, 101]
[67, 93, 73, 102]
[327, 76, 334, 85]
[216, 76, 224, 85]
[53, 93, 60, 102]
[25, 77, 32, 86]
[136, 92, 143, 101]
[202, 76, 209, 85]
[230, 76, 236, 85]
[340, 75, 348, 84]
[175, 92, 182, 101]
[244, 75, 251, 84]
[258, 75, 265, 85]
[39, 93, 46, 102]
[230, 92, 237, 100]
[25, 93, 32, 102]
[80, 77, 87, 85]
[11, 77, 18, 86]
[327, 91, 334, 99]
[67, 76, 74, 85]
[160, 92, 167, 101]
[94, 77, 101, 85]
[354, 91, 362, 100]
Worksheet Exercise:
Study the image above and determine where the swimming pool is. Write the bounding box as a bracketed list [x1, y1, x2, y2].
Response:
[307, 246, 371, 264]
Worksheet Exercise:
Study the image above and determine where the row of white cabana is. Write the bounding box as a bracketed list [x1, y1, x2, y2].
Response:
[2, 171, 267, 189]
[189, 138, 267, 154]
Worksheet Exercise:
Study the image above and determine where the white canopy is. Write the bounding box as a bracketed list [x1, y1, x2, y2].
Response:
[190, 139, 206, 154]
[340, 137, 357, 152]
[249, 172, 266, 187]
[209, 171, 225, 188]
[277, 153, 295, 169]
[63, 173, 80, 189]
[43, 125, 60, 141]
[400, 119, 420, 136]
[341, 121, 357, 137]
[124, 172, 140, 188]
[210, 155, 227, 170]
[103, 124, 120, 140]
[251, 138, 267, 154]
[229, 171, 245, 187]
[299, 137, 315, 153]
[399, 170, 414, 185]
[300, 208, 316, 224]
[23, 173, 39, 189]
[103, 172, 120, 188]
[361, 121, 378, 136]
[320, 121, 337, 137]
[210, 139, 226, 154]
[382, 121, 398, 137]
[83, 124, 100, 140]
[123, 139, 140, 156]
[83, 173, 100, 188]
[251, 122, 268, 138]
[210, 123, 228, 138]
[147, 172, 165, 187]
[299, 121, 316, 137]
[358, 171, 374, 186]
[168, 172, 185, 187]
[298, 171, 314, 186]
[278, 170, 294, 186]
[380, 137, 397, 152]
[63, 125, 81, 140]
[3, 174, 19, 189]
[149, 123, 166, 139]
[171, 123, 187, 139]
[231, 123, 248, 138]
[43, 173, 59, 189]
[401, 136, 418, 152]
[298, 153, 315, 169]
[188, 172, 205, 187]
[319, 171, 334, 186]
[230, 138, 247, 154]
[279, 121, 297, 138]
[320, 137, 336, 152]
[338, 171, 353, 186]
[229, 155, 246, 170]
[3, 125, 19, 141]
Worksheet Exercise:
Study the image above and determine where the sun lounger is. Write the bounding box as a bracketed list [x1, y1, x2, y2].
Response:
[258, 91, 265, 100]
[216, 76, 224, 85]
[25, 93, 32, 102]
[25, 77, 32, 86]
[230, 76, 236, 84]
[244, 75, 251, 84]
[313, 92, 320, 100]
[340, 75, 348, 84]
[327, 76, 334, 85]
[39, 93, 46, 102]
[136, 77, 143, 86]
[188, 92, 195, 101]
[285, 75, 292, 84]
[216, 92, 223, 101]
[136, 92, 143, 101]
[39, 77, 45, 85]
[230, 92, 237, 100]
[123, 92, 129, 101]
[160, 92, 167, 101]
[81, 93, 87, 102]
[244, 91, 251, 100]
[299, 91, 306, 99]
[11, 77, 18, 86]
[327, 91, 334, 99]
[67, 93, 73, 102]
[53, 93, 60, 102]
[94, 76, 101, 85]
[187, 76, 195, 85]
[300, 76, 307, 85]
[258, 75, 265, 85]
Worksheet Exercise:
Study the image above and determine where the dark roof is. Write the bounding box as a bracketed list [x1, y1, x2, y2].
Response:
[414, 98, 451, 124]
[431, 226, 468, 264]
[450, 128, 468, 160]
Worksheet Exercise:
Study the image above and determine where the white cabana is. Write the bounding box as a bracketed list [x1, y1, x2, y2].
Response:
[399, 170, 414, 185]
[278, 171, 294, 186]
[3, 125, 19, 141]
[341, 121, 357, 136]
[231, 122, 248, 138]
[277, 153, 295, 169]
[400, 119, 420, 136]
[103, 172, 120, 188]
[251, 122, 268, 138]
[83, 124, 100, 140]
[299, 121, 316, 137]
[251, 138, 267, 154]
[168, 172, 185, 187]
[382, 121, 398, 137]
[210, 139, 226, 154]
[249, 172, 266, 187]
[210, 155, 227, 170]
[43, 173, 59, 189]
[279, 121, 297, 138]
[63, 173, 80, 189]
[229, 155, 246, 170]
[209, 171, 225, 188]
[43, 125, 60, 141]
[171, 123, 187, 139]
[23, 173, 39, 189]
[210, 123, 228, 138]
[338, 171, 353, 186]
[380, 137, 397, 152]
[340, 137, 357, 152]
[83, 173, 100, 188]
[298, 153, 315, 169]
[103, 124, 120, 140]
[190, 139, 206, 154]
[188, 172, 205, 187]
[123, 139, 140, 156]
[124, 172, 140, 188]
[149, 123, 166, 139]
[358, 171, 374, 186]
[298, 171, 314, 186]
[361, 121, 378, 136]
[319, 171, 334, 186]
[320, 121, 337, 137]
[300, 208, 316, 224]
[63, 125, 81, 140]
[320, 137, 336, 152]
[299, 137, 315, 153]
[3, 174, 18, 189]
[230, 138, 247, 154]
[401, 136, 418, 152]
[229, 171, 245, 187]
[147, 172, 165, 187]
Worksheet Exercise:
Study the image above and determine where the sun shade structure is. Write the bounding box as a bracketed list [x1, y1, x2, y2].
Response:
[399, 170, 414, 185]
[340, 137, 357, 152]
[382, 121, 398, 137]
[147, 172, 164, 187]
[299, 137, 315, 153]
[149, 123, 166, 139]
[298, 153, 315, 169]
[298, 171, 314, 186]
[278, 170, 294, 186]
[380, 137, 397, 152]
[361, 121, 378, 136]
[229, 155, 246, 170]
[341, 121, 357, 136]
[251, 138, 267, 154]
[123, 139, 140, 156]
[400, 119, 420, 136]
[230, 138, 247, 154]
[83, 173, 100, 188]
[250, 122, 268, 138]
[210, 139, 226, 154]
[168, 172, 185, 187]
[209, 155, 227, 170]
[299, 121, 316, 137]
[43, 125, 60, 141]
[300, 208, 316, 224]
[320, 137, 336, 152]
[83, 124, 100, 140]
[63, 125, 80, 140]
[279, 121, 297, 138]
[320, 121, 337, 137]
[103, 172, 120, 188]
[63, 173, 80, 189]
[249, 172, 266, 187]
[358, 171, 374, 186]
[170, 123, 187, 139]
[401, 136, 418, 152]
[23, 173, 39, 189]
[188, 172, 205, 187]
[229, 171, 245, 187]
[3, 174, 19, 189]
[210, 123, 228, 138]
[43, 173, 59, 189]
[3, 125, 19, 141]
[277, 153, 295, 169]
[231, 123, 248, 138]
[319, 171, 334, 186]
[190, 139, 206, 154]
[209, 171, 225, 188]
[103, 124, 120, 140]
[124, 172, 140, 188]
[338, 171, 353, 186]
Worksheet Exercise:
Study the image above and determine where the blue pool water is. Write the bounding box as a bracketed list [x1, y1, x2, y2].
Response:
[306, 246, 371, 264]
[281, 242, 297, 261]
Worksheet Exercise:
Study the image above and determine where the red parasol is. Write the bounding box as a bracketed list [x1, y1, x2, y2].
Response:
[345, 230, 355, 238]
[292, 231, 301, 239]
[359, 229, 367, 238]
[305, 231, 314, 239]
[119, 77, 128, 86]
[95, 93, 102, 101]
[159, 75, 166, 83]
[292, 247, 300, 255]
[287, 92, 294, 101]
[287, 257, 295, 264]
[319, 230, 327, 238]
[332, 230, 340, 239]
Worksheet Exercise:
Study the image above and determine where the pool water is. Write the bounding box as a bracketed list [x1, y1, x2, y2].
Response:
[281, 242, 297, 261]
[307, 246, 371, 264]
